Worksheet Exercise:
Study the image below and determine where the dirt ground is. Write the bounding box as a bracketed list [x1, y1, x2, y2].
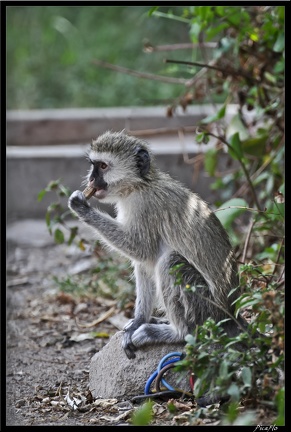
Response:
[5, 220, 278, 427]
[5, 220, 200, 427]
[6, 220, 130, 426]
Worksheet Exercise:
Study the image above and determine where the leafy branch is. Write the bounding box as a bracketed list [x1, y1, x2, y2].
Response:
[198, 129, 262, 210]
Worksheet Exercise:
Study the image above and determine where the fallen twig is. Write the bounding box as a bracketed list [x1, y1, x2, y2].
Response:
[75, 306, 116, 329]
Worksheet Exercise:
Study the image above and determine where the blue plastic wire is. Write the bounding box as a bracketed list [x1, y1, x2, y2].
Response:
[144, 359, 177, 394]
[158, 352, 183, 390]
[144, 352, 183, 394]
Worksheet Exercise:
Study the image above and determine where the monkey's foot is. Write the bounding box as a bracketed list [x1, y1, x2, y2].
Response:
[122, 321, 182, 359]
[122, 331, 137, 359]
[122, 319, 140, 359]
[131, 323, 184, 347]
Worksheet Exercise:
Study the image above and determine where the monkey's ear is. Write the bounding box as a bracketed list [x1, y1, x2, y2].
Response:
[135, 148, 150, 177]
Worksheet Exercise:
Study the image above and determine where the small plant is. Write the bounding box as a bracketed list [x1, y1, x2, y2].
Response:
[174, 259, 284, 424]
[131, 400, 154, 426]
[38, 179, 87, 249]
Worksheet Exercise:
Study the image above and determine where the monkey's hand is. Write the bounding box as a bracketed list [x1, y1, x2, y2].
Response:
[68, 190, 91, 216]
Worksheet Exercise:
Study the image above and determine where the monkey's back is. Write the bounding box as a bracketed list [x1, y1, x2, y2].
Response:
[134, 171, 240, 313]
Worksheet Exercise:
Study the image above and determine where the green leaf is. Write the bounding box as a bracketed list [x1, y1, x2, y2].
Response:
[204, 148, 217, 176]
[200, 104, 226, 124]
[198, 5, 211, 21]
[206, 22, 228, 40]
[235, 297, 261, 315]
[241, 367, 252, 387]
[148, 7, 159, 16]
[190, 22, 201, 43]
[47, 180, 60, 190]
[228, 132, 243, 160]
[185, 334, 196, 345]
[241, 135, 268, 156]
[274, 58, 285, 74]
[196, 132, 210, 144]
[219, 360, 229, 379]
[250, 31, 259, 42]
[45, 212, 51, 229]
[226, 401, 240, 423]
[68, 226, 78, 246]
[275, 387, 285, 426]
[215, 198, 248, 229]
[273, 32, 284, 52]
[217, 36, 235, 54]
[227, 383, 240, 401]
[197, 351, 209, 360]
[264, 71, 277, 84]
[215, 6, 225, 16]
[37, 189, 47, 202]
[58, 184, 71, 197]
[226, 114, 249, 142]
[54, 228, 65, 244]
[90, 332, 110, 339]
[131, 401, 153, 426]
[78, 239, 86, 251]
[47, 202, 61, 213]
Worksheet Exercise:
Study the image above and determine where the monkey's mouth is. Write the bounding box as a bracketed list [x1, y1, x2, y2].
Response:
[93, 188, 108, 200]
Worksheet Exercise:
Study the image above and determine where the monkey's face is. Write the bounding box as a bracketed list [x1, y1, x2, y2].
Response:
[86, 158, 110, 200]
[84, 131, 152, 202]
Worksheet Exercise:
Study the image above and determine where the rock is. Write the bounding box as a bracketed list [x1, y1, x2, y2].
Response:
[89, 331, 189, 400]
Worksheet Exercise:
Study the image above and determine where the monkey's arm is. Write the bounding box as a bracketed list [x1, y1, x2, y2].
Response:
[122, 263, 156, 359]
[68, 190, 146, 260]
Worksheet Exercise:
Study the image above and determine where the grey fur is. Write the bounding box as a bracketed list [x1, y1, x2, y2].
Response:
[68, 131, 245, 359]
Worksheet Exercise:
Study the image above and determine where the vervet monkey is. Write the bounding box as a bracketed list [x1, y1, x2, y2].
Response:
[68, 131, 246, 359]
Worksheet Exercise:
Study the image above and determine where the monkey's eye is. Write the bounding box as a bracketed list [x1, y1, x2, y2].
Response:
[100, 162, 108, 170]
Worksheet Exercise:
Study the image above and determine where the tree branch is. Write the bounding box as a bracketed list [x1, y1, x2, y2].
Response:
[165, 59, 260, 84]
[202, 130, 262, 210]
[127, 125, 196, 137]
[143, 42, 217, 52]
[242, 219, 255, 263]
[92, 59, 188, 85]
[165, 58, 226, 73]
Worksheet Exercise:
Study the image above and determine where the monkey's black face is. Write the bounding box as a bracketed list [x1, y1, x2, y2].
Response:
[88, 159, 108, 199]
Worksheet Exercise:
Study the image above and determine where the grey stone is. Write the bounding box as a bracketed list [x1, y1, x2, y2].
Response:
[89, 331, 189, 400]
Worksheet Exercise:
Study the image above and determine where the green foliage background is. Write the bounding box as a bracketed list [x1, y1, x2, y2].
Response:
[6, 5, 190, 109]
